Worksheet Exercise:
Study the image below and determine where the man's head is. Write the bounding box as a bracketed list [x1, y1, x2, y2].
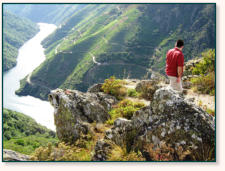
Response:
[175, 39, 184, 50]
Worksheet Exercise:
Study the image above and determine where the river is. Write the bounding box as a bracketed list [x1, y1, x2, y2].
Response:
[3, 23, 57, 131]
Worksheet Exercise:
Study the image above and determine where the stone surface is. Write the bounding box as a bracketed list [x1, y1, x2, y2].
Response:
[87, 83, 103, 93]
[49, 81, 215, 161]
[3, 149, 30, 161]
[98, 86, 215, 160]
[92, 139, 112, 161]
[49, 89, 118, 143]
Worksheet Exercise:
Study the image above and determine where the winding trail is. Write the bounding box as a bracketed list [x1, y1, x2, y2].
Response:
[26, 73, 32, 84]
[90, 52, 101, 65]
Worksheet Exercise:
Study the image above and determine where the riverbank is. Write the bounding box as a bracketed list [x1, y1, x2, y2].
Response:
[3, 23, 57, 130]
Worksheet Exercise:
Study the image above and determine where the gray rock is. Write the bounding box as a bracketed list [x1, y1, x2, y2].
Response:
[99, 86, 215, 160]
[87, 83, 103, 93]
[49, 88, 117, 143]
[92, 139, 112, 161]
[3, 149, 30, 161]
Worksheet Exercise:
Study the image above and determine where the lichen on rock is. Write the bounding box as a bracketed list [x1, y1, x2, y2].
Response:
[49, 80, 215, 161]
[94, 86, 215, 161]
[3, 149, 30, 161]
[49, 89, 118, 143]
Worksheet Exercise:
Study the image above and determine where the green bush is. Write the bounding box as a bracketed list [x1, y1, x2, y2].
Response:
[191, 71, 215, 95]
[191, 49, 215, 95]
[128, 88, 139, 97]
[107, 99, 145, 124]
[101, 76, 127, 100]
[206, 108, 215, 116]
[192, 49, 215, 75]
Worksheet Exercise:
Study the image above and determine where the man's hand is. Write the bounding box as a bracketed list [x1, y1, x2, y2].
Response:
[177, 66, 183, 83]
[176, 77, 181, 83]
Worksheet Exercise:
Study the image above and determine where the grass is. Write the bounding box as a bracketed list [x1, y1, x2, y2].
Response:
[3, 136, 58, 155]
[106, 99, 145, 125]
[31, 132, 97, 161]
[107, 143, 145, 161]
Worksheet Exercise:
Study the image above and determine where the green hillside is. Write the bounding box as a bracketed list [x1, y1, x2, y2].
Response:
[3, 108, 57, 155]
[3, 11, 39, 72]
[15, 4, 215, 100]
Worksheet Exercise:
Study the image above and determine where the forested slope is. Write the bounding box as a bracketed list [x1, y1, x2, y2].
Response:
[15, 4, 215, 100]
[3, 11, 39, 71]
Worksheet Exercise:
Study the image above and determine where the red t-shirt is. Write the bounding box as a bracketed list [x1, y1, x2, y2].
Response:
[165, 47, 184, 77]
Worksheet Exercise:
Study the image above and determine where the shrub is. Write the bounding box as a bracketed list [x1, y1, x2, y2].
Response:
[144, 143, 191, 161]
[135, 81, 158, 101]
[101, 76, 127, 100]
[192, 49, 215, 75]
[107, 143, 145, 161]
[144, 141, 215, 161]
[15, 139, 25, 146]
[191, 72, 215, 95]
[106, 99, 145, 124]
[31, 133, 95, 161]
[128, 88, 139, 97]
[206, 108, 215, 116]
[191, 49, 215, 95]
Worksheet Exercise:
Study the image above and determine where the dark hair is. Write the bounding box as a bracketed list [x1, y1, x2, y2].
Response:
[176, 39, 184, 48]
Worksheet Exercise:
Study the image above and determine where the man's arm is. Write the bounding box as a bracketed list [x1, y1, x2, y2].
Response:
[177, 66, 183, 83]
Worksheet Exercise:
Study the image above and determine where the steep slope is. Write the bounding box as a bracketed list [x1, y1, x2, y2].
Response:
[3, 11, 39, 72]
[16, 4, 215, 100]
[3, 108, 57, 155]
[5, 4, 85, 25]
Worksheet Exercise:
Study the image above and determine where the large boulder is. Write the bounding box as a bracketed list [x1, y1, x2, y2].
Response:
[98, 87, 215, 161]
[48, 89, 118, 143]
[3, 149, 30, 161]
[149, 87, 214, 145]
[87, 83, 104, 93]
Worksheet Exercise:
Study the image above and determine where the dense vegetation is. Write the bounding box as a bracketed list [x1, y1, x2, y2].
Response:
[14, 4, 215, 100]
[31, 131, 145, 161]
[3, 11, 39, 71]
[191, 49, 215, 95]
[107, 99, 145, 125]
[101, 76, 127, 100]
[3, 109, 58, 155]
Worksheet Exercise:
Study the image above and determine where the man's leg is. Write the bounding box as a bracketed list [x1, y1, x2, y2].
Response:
[168, 76, 183, 92]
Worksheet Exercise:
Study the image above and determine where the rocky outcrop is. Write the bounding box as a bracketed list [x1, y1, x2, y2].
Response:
[49, 89, 118, 143]
[3, 149, 30, 161]
[94, 87, 215, 161]
[87, 83, 103, 93]
[49, 80, 215, 161]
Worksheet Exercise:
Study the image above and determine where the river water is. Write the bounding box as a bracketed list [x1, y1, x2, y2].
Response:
[3, 23, 57, 130]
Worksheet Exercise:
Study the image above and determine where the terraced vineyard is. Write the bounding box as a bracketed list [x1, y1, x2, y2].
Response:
[11, 4, 215, 100]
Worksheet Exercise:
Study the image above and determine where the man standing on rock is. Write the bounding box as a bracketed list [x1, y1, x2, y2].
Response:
[165, 39, 184, 92]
